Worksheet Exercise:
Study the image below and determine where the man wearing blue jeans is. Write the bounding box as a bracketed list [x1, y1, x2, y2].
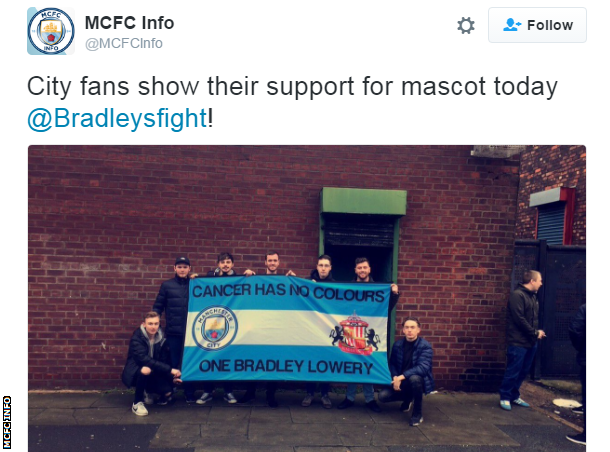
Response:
[499, 270, 546, 410]
[337, 257, 399, 413]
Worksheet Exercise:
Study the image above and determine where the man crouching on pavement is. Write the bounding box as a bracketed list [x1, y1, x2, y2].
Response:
[379, 317, 434, 426]
[121, 311, 182, 416]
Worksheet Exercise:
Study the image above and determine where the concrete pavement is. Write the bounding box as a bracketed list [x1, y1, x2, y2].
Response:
[28, 390, 584, 451]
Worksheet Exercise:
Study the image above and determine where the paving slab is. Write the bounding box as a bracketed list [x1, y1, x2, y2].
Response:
[29, 424, 171, 452]
[451, 393, 498, 404]
[248, 423, 342, 446]
[422, 393, 464, 408]
[29, 408, 45, 420]
[154, 405, 211, 424]
[437, 402, 527, 425]
[28, 393, 101, 409]
[195, 447, 293, 452]
[514, 408, 559, 426]
[367, 404, 407, 424]
[29, 408, 77, 425]
[291, 405, 375, 424]
[418, 421, 520, 446]
[74, 407, 129, 425]
[298, 448, 389, 452]
[207, 406, 251, 423]
[187, 422, 250, 448]
[497, 424, 585, 452]
[371, 423, 432, 446]
[90, 391, 134, 407]
[388, 447, 499, 452]
[149, 423, 201, 448]
[334, 422, 376, 446]
[250, 406, 293, 424]
[118, 406, 205, 425]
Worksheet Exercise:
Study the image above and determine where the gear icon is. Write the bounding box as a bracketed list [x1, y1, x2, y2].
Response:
[457, 17, 475, 34]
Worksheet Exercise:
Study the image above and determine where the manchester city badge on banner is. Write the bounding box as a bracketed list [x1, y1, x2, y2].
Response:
[192, 306, 238, 351]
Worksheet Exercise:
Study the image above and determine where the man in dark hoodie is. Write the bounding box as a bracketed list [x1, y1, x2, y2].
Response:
[152, 256, 195, 402]
[301, 254, 335, 409]
[122, 311, 182, 416]
[337, 257, 400, 413]
[499, 270, 546, 411]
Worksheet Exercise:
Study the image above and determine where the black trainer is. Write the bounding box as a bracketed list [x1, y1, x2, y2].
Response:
[366, 400, 381, 413]
[237, 391, 256, 404]
[156, 395, 175, 406]
[337, 398, 354, 409]
[571, 406, 584, 414]
[566, 433, 586, 445]
[566, 433, 587, 446]
[409, 413, 423, 426]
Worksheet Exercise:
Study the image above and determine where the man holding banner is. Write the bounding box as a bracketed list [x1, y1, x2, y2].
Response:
[238, 251, 296, 407]
[180, 260, 394, 400]
[152, 256, 196, 403]
[302, 254, 336, 409]
[337, 257, 400, 413]
[194, 252, 245, 405]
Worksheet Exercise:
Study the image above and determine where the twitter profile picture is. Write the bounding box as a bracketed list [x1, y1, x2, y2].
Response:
[28, 7, 75, 55]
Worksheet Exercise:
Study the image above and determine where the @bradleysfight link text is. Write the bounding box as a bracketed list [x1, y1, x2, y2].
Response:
[27, 107, 213, 133]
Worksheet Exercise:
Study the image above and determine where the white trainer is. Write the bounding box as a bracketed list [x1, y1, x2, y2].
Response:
[132, 402, 149, 416]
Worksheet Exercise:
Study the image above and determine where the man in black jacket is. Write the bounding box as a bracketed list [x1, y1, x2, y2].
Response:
[121, 312, 181, 416]
[379, 317, 434, 426]
[301, 255, 335, 409]
[566, 303, 586, 446]
[337, 257, 400, 413]
[152, 256, 194, 401]
[499, 270, 546, 411]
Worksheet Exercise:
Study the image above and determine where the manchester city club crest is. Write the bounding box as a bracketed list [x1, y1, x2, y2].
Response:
[28, 8, 75, 55]
[192, 306, 238, 351]
[330, 311, 380, 356]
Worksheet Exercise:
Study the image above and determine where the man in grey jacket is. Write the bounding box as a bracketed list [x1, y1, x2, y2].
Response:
[499, 270, 546, 410]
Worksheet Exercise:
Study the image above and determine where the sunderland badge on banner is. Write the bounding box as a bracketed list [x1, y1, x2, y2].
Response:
[182, 276, 392, 384]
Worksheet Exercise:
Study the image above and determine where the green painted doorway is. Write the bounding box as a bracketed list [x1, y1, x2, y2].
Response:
[318, 188, 407, 343]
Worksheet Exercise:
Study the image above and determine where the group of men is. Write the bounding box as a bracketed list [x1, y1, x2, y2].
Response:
[121, 252, 434, 427]
[121, 255, 584, 443]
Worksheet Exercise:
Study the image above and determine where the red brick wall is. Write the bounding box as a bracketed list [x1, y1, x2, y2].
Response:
[516, 145, 586, 245]
[29, 146, 520, 391]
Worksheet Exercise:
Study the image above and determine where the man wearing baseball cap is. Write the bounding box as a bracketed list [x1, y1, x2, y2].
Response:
[152, 256, 196, 402]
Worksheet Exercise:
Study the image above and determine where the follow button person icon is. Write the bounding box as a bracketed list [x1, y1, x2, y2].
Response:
[504, 18, 521, 31]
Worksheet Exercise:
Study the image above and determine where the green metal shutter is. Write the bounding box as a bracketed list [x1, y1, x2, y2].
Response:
[537, 203, 565, 245]
[324, 215, 394, 248]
